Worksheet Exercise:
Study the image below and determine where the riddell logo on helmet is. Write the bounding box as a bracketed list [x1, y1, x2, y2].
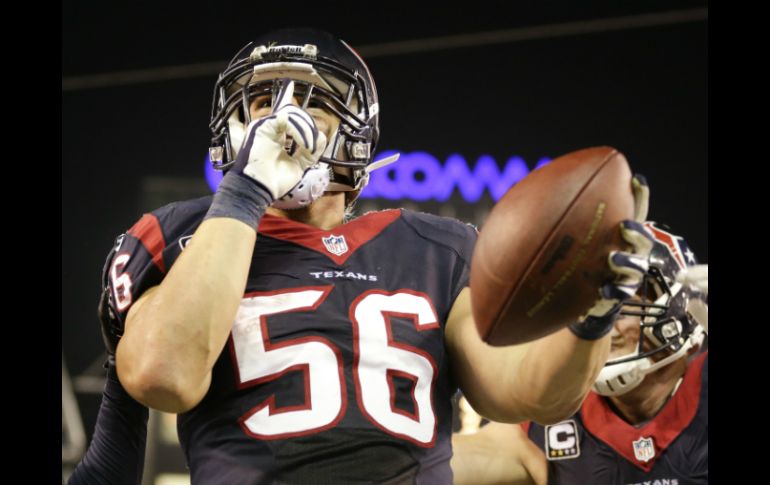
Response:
[258, 43, 318, 60]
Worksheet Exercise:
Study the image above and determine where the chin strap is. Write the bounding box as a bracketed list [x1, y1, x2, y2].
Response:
[272, 162, 331, 210]
[593, 325, 705, 397]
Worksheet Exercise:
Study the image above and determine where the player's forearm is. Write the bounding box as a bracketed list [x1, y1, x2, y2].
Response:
[117, 217, 256, 412]
[448, 288, 607, 424]
[452, 438, 511, 485]
[512, 328, 609, 423]
[451, 426, 539, 485]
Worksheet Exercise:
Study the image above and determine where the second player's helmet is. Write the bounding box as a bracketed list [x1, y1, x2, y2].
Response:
[593, 222, 708, 397]
[209, 28, 386, 196]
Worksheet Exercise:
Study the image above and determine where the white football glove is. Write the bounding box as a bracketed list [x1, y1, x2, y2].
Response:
[235, 79, 327, 200]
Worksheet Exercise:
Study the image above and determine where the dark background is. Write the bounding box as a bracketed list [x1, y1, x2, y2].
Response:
[62, 0, 707, 457]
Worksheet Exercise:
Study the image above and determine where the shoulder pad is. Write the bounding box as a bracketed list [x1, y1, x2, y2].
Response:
[400, 209, 478, 263]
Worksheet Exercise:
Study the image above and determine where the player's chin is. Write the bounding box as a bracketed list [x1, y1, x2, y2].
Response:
[315, 190, 349, 201]
[608, 346, 632, 359]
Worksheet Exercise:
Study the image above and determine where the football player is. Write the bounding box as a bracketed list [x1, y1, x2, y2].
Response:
[69, 28, 653, 484]
[452, 223, 708, 484]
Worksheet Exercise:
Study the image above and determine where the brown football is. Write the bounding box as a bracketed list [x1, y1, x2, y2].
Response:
[470, 146, 635, 346]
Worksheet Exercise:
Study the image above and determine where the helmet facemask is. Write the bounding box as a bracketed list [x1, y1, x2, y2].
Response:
[209, 34, 391, 204]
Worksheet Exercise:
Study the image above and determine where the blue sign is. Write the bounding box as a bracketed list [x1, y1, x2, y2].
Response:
[205, 156, 224, 193]
[205, 151, 551, 203]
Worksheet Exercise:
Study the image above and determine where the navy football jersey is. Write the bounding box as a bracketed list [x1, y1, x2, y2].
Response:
[68, 365, 148, 485]
[525, 352, 708, 485]
[102, 196, 477, 484]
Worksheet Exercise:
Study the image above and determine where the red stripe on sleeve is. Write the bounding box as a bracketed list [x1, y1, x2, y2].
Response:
[127, 214, 167, 273]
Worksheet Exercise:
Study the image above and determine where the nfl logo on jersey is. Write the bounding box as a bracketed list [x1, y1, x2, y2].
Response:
[632, 436, 656, 462]
[322, 235, 349, 256]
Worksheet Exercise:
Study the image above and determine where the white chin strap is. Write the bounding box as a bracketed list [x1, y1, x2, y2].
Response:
[273, 162, 331, 210]
[271, 153, 400, 208]
[592, 352, 652, 397]
[593, 325, 705, 397]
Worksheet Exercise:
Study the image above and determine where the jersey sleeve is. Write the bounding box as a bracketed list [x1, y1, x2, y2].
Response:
[99, 196, 212, 349]
[67, 365, 148, 485]
[448, 223, 478, 302]
[400, 210, 478, 303]
[102, 214, 169, 328]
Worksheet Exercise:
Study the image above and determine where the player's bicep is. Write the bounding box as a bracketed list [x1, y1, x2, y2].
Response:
[103, 229, 166, 326]
[446, 287, 532, 422]
[115, 285, 160, 379]
[116, 283, 207, 410]
[124, 285, 160, 335]
[103, 232, 166, 383]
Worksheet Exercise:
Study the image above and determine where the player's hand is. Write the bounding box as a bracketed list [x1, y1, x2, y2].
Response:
[676, 263, 708, 296]
[233, 79, 328, 200]
[570, 175, 654, 339]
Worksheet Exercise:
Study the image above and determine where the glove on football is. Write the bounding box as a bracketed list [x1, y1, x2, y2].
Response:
[569, 174, 655, 340]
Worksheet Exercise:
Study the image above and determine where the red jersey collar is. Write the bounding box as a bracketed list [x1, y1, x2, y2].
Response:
[581, 351, 707, 471]
[257, 209, 401, 265]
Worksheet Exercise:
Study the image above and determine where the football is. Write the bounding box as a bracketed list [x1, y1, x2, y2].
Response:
[470, 146, 635, 346]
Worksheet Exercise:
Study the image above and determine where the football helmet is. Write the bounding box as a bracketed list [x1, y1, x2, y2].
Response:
[209, 28, 398, 207]
[593, 222, 708, 397]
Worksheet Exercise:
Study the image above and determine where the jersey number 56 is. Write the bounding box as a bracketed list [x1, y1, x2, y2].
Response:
[230, 286, 439, 448]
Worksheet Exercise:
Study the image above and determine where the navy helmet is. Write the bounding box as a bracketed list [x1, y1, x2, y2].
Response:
[209, 29, 382, 194]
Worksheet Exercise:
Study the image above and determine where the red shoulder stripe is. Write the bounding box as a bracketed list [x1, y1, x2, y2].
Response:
[127, 214, 167, 273]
